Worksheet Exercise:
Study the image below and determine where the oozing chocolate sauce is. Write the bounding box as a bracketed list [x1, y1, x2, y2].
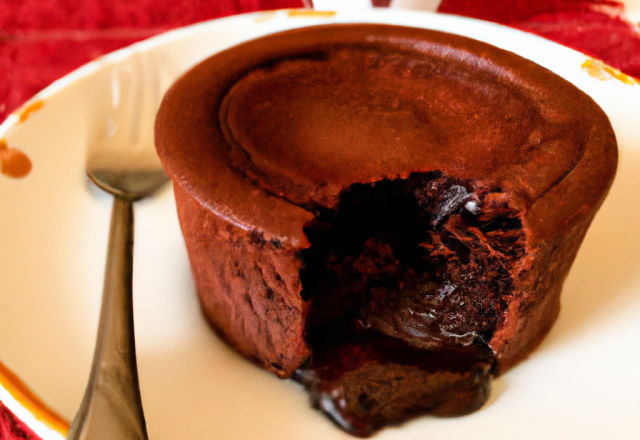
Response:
[298, 171, 523, 435]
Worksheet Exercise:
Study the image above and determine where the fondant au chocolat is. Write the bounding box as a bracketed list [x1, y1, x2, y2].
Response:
[155, 24, 617, 436]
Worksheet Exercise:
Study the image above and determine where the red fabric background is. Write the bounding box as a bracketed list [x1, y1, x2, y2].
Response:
[1, 0, 638, 122]
[438, 0, 640, 78]
[0, 401, 41, 440]
[0, 0, 302, 32]
[0, 0, 303, 122]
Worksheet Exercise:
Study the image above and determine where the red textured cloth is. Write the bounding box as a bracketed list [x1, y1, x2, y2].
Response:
[2, 0, 639, 122]
[0, 401, 42, 440]
[1, 0, 639, 123]
[438, 0, 640, 79]
[0, 0, 303, 122]
[0, 0, 302, 32]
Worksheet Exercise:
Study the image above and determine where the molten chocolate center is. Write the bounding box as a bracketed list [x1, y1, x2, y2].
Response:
[294, 171, 523, 436]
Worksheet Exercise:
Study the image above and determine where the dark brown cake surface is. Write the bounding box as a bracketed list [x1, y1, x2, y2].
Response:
[155, 24, 617, 437]
[221, 42, 584, 212]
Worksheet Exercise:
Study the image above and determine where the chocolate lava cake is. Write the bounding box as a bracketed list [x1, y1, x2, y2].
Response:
[155, 24, 617, 437]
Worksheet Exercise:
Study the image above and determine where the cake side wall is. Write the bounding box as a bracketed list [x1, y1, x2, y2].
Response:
[490, 217, 591, 373]
[490, 115, 617, 373]
[173, 185, 310, 378]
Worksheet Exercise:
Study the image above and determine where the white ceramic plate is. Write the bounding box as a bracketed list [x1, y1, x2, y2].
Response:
[1, 8, 639, 440]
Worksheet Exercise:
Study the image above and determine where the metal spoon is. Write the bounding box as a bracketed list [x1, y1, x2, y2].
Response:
[66, 166, 169, 440]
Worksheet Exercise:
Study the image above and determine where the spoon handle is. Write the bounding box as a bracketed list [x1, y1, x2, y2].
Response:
[67, 196, 148, 440]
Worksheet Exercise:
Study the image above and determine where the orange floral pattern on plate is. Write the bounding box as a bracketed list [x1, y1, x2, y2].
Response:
[255, 11, 277, 23]
[18, 100, 45, 123]
[582, 57, 640, 85]
[0, 360, 69, 436]
[287, 9, 336, 18]
[0, 140, 32, 179]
